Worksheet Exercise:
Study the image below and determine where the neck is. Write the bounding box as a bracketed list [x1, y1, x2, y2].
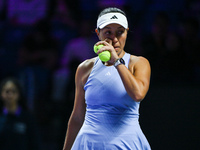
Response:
[5, 104, 18, 114]
[118, 50, 125, 58]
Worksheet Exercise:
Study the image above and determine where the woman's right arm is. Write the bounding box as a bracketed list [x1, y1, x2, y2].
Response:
[63, 62, 86, 150]
[63, 59, 95, 150]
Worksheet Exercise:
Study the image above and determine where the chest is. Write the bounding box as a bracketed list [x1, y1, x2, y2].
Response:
[84, 64, 131, 106]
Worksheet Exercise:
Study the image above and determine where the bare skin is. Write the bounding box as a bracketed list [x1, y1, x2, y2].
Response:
[1, 81, 19, 113]
[63, 23, 151, 150]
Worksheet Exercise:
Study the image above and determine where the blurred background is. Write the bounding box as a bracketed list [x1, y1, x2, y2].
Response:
[0, 0, 199, 149]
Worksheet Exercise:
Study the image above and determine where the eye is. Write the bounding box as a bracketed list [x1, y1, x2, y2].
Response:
[117, 30, 124, 36]
[4, 89, 18, 94]
[105, 30, 111, 35]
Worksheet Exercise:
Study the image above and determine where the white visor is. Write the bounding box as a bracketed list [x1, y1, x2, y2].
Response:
[97, 13, 128, 29]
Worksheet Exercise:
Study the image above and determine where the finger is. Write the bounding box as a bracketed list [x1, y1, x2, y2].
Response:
[104, 38, 112, 45]
[96, 46, 108, 54]
[95, 40, 109, 46]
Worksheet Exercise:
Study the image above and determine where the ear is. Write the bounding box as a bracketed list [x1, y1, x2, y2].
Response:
[95, 28, 101, 40]
[95, 28, 99, 36]
[125, 28, 129, 35]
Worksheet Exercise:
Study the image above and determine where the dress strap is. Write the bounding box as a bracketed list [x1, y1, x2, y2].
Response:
[123, 52, 131, 68]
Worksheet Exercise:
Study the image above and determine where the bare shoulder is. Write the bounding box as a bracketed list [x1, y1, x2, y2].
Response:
[129, 55, 149, 64]
[76, 57, 97, 86]
[78, 57, 96, 73]
[128, 55, 151, 73]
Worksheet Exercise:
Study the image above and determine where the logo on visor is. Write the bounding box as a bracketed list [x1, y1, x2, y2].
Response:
[110, 15, 118, 19]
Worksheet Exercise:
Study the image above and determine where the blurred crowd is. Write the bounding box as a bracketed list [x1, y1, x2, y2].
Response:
[0, 0, 200, 149]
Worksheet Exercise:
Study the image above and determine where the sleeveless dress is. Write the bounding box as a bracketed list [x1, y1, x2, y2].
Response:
[71, 53, 151, 150]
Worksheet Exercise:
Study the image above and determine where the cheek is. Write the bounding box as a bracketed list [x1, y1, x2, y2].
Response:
[1, 92, 6, 100]
[13, 93, 19, 101]
[119, 37, 127, 47]
[98, 34, 106, 41]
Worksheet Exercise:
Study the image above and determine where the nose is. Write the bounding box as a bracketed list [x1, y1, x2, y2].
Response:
[6, 91, 14, 98]
[107, 35, 118, 44]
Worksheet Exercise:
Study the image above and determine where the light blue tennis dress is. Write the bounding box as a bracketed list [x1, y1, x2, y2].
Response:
[71, 53, 151, 150]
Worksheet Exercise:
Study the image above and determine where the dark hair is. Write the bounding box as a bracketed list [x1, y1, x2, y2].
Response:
[98, 7, 126, 19]
[0, 77, 27, 110]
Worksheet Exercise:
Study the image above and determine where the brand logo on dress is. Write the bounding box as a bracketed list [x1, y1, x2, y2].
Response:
[105, 72, 111, 76]
[110, 15, 118, 19]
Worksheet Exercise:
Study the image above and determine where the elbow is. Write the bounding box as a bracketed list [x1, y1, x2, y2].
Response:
[133, 95, 144, 102]
[131, 92, 145, 102]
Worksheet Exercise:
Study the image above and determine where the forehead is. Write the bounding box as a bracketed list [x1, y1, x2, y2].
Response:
[2, 81, 17, 89]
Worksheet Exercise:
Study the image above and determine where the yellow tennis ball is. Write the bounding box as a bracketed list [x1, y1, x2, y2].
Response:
[94, 44, 103, 53]
[98, 51, 111, 62]
[93, 44, 111, 62]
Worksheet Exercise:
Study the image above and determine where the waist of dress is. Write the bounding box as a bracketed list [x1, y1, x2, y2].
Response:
[85, 105, 139, 125]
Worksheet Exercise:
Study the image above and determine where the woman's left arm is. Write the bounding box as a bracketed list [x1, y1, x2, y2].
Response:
[116, 56, 151, 102]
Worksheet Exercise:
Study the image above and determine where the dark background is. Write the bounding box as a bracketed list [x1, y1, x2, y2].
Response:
[0, 0, 200, 149]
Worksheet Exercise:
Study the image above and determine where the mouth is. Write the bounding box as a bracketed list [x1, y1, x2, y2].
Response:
[114, 47, 120, 51]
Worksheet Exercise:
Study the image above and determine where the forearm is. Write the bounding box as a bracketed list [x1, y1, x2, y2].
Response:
[116, 64, 148, 102]
[63, 115, 84, 150]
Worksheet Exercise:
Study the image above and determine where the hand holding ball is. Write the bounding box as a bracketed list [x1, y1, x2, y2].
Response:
[94, 44, 111, 62]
